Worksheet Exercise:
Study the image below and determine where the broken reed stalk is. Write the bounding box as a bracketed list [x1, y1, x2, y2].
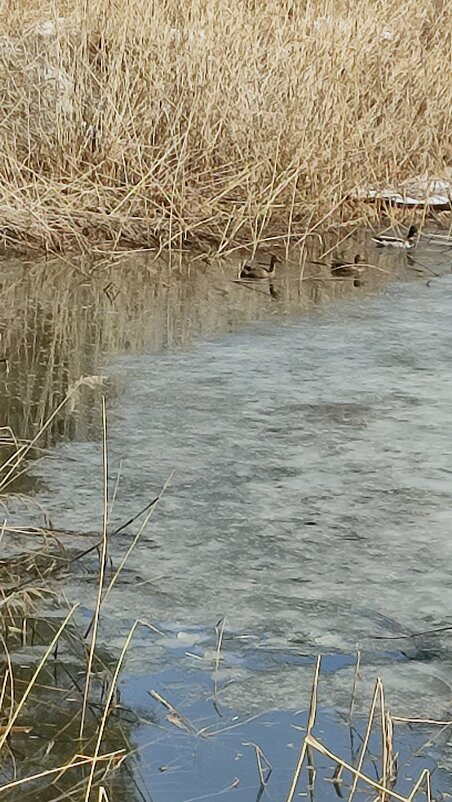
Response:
[80, 397, 109, 739]
[149, 689, 197, 734]
[285, 655, 321, 802]
[385, 710, 396, 792]
[407, 769, 431, 802]
[242, 740, 272, 788]
[255, 744, 272, 787]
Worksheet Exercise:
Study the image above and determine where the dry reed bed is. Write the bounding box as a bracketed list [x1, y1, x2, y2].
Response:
[0, 0, 451, 255]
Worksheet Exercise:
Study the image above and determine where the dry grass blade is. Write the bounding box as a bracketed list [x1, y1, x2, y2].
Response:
[425, 771, 432, 802]
[306, 734, 410, 802]
[243, 740, 272, 787]
[84, 622, 138, 802]
[213, 615, 225, 703]
[148, 690, 197, 735]
[379, 680, 388, 800]
[285, 655, 321, 802]
[197, 710, 269, 739]
[0, 750, 124, 794]
[392, 717, 452, 725]
[349, 651, 361, 726]
[407, 769, 432, 802]
[84, 470, 174, 640]
[348, 677, 381, 802]
[0, 670, 10, 720]
[332, 762, 344, 797]
[0, 634, 14, 728]
[80, 397, 109, 739]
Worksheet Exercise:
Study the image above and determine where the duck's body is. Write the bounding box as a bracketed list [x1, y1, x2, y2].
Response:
[372, 225, 418, 249]
[310, 254, 365, 286]
[240, 254, 279, 280]
[331, 254, 365, 277]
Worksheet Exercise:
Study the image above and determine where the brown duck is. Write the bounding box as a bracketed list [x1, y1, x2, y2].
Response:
[311, 253, 365, 286]
[240, 254, 280, 280]
[331, 254, 365, 286]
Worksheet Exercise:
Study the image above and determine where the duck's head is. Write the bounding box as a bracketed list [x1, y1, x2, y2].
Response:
[269, 254, 281, 270]
[407, 225, 418, 240]
[354, 254, 365, 265]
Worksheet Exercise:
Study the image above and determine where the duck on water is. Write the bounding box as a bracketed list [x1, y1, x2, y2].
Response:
[240, 254, 280, 280]
[310, 253, 365, 287]
[331, 254, 365, 286]
[372, 225, 418, 249]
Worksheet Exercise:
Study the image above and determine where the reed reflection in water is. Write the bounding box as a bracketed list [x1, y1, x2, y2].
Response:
[0, 240, 397, 453]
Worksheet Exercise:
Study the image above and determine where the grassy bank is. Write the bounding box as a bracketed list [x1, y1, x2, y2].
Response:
[0, 0, 450, 255]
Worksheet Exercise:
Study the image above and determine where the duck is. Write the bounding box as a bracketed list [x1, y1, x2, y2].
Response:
[372, 225, 418, 249]
[331, 254, 365, 287]
[331, 254, 365, 277]
[310, 253, 365, 286]
[240, 254, 280, 280]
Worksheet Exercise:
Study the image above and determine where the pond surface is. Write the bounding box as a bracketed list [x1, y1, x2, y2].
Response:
[2, 238, 452, 799]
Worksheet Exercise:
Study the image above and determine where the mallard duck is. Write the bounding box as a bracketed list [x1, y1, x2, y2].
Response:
[240, 254, 280, 280]
[372, 225, 418, 249]
[310, 253, 365, 286]
[331, 254, 365, 277]
[330, 254, 365, 287]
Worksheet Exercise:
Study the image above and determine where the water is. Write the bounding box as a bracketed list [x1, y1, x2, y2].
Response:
[121, 666, 448, 802]
[2, 242, 452, 798]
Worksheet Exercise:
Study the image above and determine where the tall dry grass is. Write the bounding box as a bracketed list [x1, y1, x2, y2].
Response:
[0, 0, 450, 255]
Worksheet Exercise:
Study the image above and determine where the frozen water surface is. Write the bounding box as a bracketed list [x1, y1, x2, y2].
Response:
[3, 246, 452, 798]
[19, 251, 452, 721]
